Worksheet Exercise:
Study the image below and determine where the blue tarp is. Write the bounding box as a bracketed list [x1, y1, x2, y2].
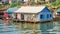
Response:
[6, 8, 19, 14]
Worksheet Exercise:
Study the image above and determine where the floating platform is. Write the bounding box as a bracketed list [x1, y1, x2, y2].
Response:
[2, 16, 60, 23]
[13, 19, 52, 23]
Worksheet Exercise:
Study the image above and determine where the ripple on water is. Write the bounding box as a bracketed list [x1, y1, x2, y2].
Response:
[0, 19, 60, 34]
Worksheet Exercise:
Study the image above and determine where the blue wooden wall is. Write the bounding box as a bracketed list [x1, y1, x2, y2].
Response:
[39, 7, 53, 21]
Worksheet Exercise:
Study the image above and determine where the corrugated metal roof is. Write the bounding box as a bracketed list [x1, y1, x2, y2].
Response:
[6, 8, 19, 12]
[15, 6, 45, 13]
[6, 8, 19, 14]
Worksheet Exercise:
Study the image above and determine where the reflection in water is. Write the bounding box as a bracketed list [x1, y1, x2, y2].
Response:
[0, 19, 60, 34]
[15, 21, 60, 34]
[0, 20, 20, 34]
[4, 20, 9, 26]
[40, 22, 54, 32]
[3, 20, 9, 32]
[15, 22, 54, 34]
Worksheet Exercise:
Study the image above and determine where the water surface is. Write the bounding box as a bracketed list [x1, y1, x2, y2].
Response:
[0, 19, 60, 34]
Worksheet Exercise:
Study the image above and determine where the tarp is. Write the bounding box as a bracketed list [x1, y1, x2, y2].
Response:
[6, 8, 19, 14]
[3, 12, 9, 18]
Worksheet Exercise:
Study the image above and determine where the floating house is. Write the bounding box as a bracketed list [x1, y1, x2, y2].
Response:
[6, 8, 19, 18]
[57, 8, 60, 16]
[14, 6, 53, 22]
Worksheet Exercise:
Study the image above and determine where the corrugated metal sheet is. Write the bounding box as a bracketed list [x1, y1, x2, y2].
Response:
[6, 8, 19, 14]
[15, 6, 45, 13]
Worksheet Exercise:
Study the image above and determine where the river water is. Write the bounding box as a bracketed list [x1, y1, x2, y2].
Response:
[0, 19, 60, 34]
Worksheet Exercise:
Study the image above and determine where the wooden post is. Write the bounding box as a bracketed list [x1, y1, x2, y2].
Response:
[32, 21, 36, 34]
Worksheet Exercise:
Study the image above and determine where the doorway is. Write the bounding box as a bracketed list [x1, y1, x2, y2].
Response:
[21, 14, 24, 20]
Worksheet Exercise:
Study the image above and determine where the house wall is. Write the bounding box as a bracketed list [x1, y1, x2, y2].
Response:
[39, 12, 53, 21]
[12, 13, 40, 21]
[17, 13, 21, 19]
[12, 13, 21, 19]
[21, 13, 40, 21]
[13, 12, 53, 21]
[18, 12, 53, 21]
[12, 13, 15, 18]
[39, 7, 53, 21]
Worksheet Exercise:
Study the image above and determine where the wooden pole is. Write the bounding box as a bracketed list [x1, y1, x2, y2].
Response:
[33, 21, 36, 34]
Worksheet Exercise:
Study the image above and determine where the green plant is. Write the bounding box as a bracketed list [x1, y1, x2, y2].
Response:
[36, 2, 41, 5]
[50, 2, 60, 6]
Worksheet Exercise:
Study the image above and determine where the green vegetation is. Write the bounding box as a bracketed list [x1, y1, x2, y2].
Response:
[0, 4, 2, 6]
[0, 2, 21, 8]
[30, 2, 41, 5]
[10, 2, 22, 8]
[50, 2, 60, 9]
[1, 1, 60, 9]
[10, 2, 17, 8]
[50, 2, 60, 6]
[45, 2, 60, 9]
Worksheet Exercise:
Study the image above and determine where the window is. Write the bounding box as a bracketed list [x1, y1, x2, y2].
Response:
[47, 14, 49, 18]
[50, 14, 52, 17]
[47, 14, 52, 18]
[40, 15, 44, 19]
[21, 14, 24, 20]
